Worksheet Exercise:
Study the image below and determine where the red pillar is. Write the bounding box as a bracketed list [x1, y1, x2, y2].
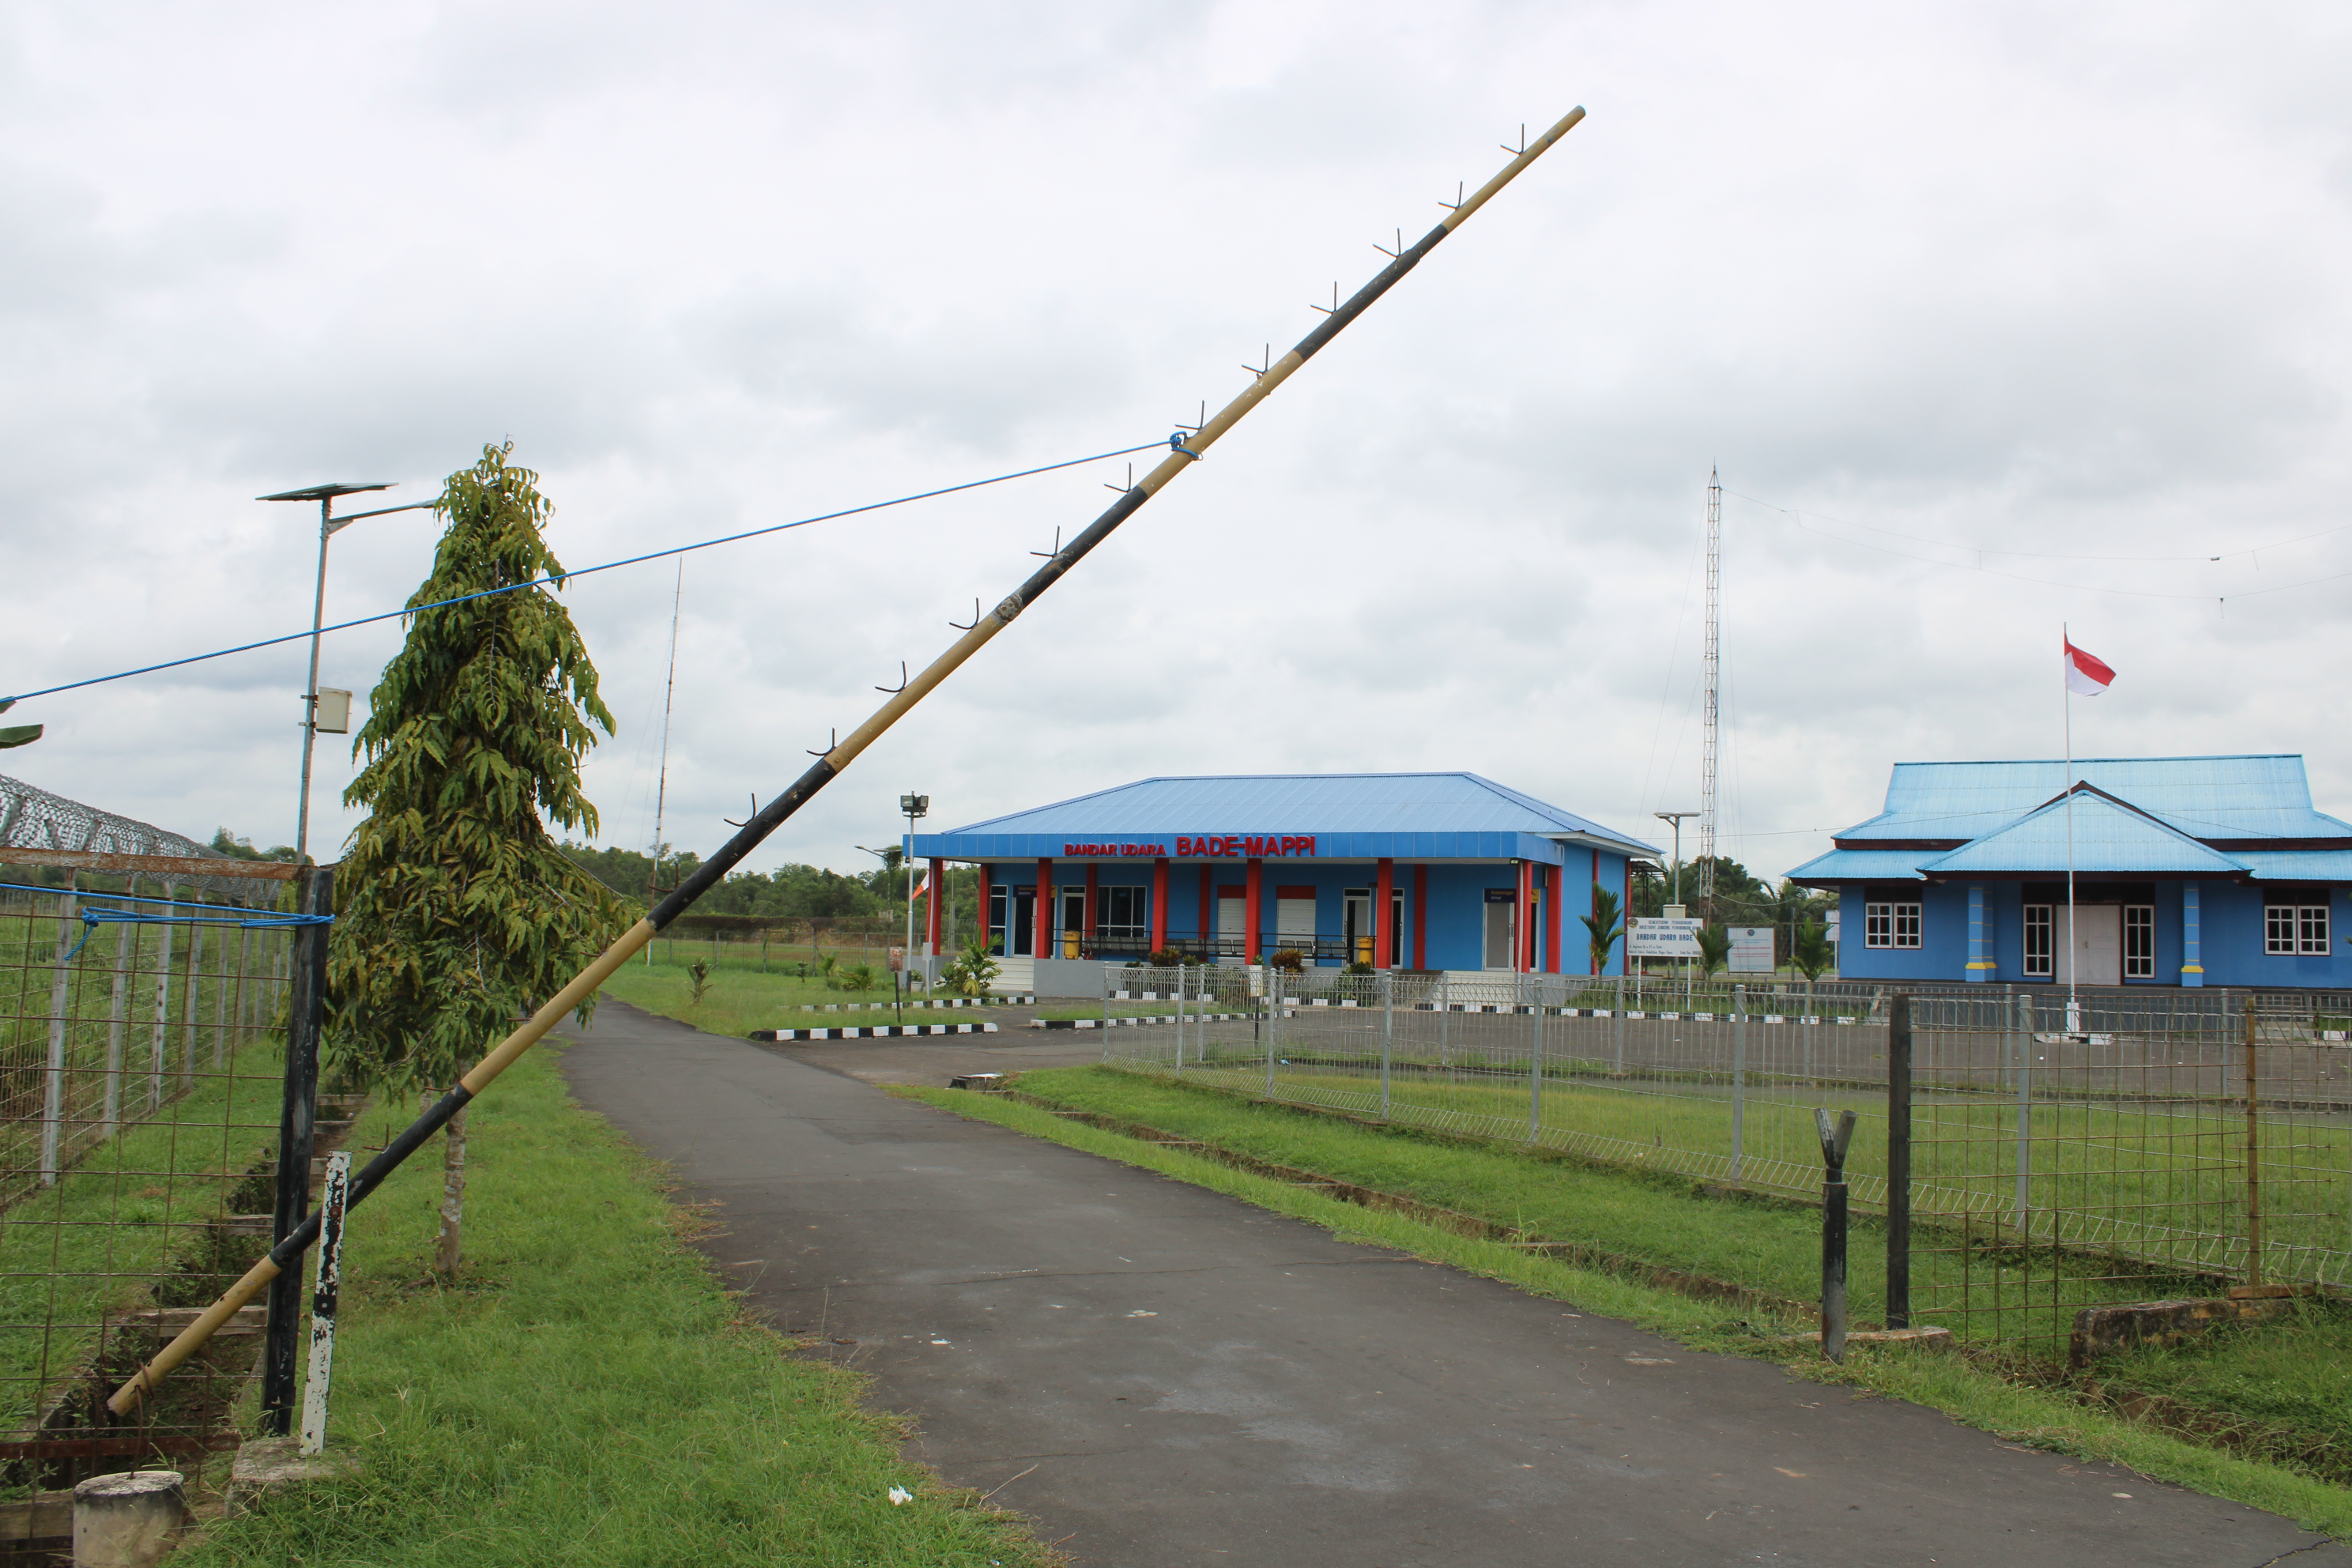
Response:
[1412, 865, 1427, 970]
[1619, 854, 1630, 977]
[1034, 856, 1053, 962]
[975, 862, 993, 952]
[1198, 864, 1214, 952]
[1516, 859, 1534, 973]
[1083, 864, 1099, 956]
[1373, 857, 1395, 969]
[925, 858, 945, 952]
[1544, 862, 1562, 974]
[1151, 858, 1170, 954]
[1244, 858, 1264, 962]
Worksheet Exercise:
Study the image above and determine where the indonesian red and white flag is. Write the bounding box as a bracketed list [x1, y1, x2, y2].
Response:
[2064, 638, 2115, 697]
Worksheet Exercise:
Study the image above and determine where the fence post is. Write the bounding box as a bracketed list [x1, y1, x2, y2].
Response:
[1526, 973, 1544, 1142]
[1612, 972, 1626, 1075]
[149, 886, 176, 1112]
[40, 874, 78, 1186]
[1264, 964, 1279, 1095]
[105, 898, 135, 1137]
[300, 1148, 352, 1455]
[2242, 996, 2263, 1286]
[262, 863, 334, 1436]
[1099, 962, 1110, 1064]
[1379, 969, 1393, 1120]
[1885, 989, 1913, 1330]
[2013, 989, 2034, 1220]
[1815, 1107, 1856, 1361]
[1730, 982, 1747, 1186]
[1174, 963, 1185, 1072]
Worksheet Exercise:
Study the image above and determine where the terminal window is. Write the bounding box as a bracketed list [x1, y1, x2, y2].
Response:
[2022, 904, 2053, 976]
[1864, 901, 1920, 949]
[2266, 903, 2330, 956]
[2124, 904, 2155, 978]
[1097, 885, 1149, 948]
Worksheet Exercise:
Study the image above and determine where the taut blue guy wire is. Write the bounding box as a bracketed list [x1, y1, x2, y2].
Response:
[2, 439, 1169, 707]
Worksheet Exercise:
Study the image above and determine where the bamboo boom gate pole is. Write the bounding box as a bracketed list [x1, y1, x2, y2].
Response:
[108, 103, 1589, 1416]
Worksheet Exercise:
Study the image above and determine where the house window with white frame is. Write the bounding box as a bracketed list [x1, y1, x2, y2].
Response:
[2022, 904, 2053, 977]
[1865, 901, 1920, 949]
[2124, 904, 2155, 978]
[2266, 901, 2331, 956]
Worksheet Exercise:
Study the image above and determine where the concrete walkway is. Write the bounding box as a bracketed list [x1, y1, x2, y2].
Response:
[560, 1001, 2347, 1568]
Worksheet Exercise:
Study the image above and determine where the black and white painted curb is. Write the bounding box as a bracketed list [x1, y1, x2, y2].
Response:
[793, 996, 1034, 1013]
[752, 1022, 1004, 1041]
[1031, 1013, 1255, 1030]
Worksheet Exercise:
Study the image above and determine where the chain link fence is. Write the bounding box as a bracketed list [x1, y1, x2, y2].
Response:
[1100, 966, 2350, 1360]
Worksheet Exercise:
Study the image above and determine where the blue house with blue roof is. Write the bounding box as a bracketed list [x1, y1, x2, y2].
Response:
[1786, 755, 2352, 989]
[909, 773, 1657, 975]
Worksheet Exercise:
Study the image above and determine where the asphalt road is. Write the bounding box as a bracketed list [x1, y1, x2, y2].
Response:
[560, 999, 2348, 1568]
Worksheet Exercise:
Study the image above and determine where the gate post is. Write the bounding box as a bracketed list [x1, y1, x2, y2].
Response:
[1885, 989, 1913, 1330]
[262, 864, 333, 1435]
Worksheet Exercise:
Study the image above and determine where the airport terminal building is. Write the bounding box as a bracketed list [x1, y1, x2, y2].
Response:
[911, 773, 1656, 981]
[1787, 755, 2352, 989]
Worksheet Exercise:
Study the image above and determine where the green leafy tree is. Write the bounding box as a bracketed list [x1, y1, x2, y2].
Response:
[327, 443, 628, 1272]
[1695, 923, 1731, 979]
[1580, 885, 1624, 976]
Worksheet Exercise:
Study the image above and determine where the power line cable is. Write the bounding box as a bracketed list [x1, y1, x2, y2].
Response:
[2, 438, 1170, 707]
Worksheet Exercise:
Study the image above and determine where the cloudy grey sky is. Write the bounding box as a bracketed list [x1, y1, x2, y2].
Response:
[5, 1, 2348, 880]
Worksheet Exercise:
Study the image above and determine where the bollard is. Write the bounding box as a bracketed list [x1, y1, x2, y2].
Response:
[1815, 1108, 1857, 1362]
[72, 1471, 185, 1568]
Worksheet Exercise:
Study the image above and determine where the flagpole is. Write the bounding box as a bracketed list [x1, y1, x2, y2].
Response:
[2063, 622, 2079, 1035]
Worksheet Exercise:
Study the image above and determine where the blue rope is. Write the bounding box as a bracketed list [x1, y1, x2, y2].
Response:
[2, 881, 330, 963]
[1, 438, 1173, 707]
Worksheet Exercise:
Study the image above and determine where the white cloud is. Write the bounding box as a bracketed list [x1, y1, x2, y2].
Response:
[3, 0, 2349, 883]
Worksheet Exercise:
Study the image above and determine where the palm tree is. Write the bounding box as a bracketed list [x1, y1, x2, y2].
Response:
[1580, 886, 1625, 976]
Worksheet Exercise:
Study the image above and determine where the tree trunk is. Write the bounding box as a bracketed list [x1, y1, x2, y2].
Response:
[421, 1086, 468, 1274]
[436, 1103, 466, 1272]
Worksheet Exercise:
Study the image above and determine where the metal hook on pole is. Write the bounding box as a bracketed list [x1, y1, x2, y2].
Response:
[1029, 528, 1064, 560]
[949, 597, 980, 631]
[806, 727, 836, 757]
[723, 793, 760, 827]
[875, 661, 909, 695]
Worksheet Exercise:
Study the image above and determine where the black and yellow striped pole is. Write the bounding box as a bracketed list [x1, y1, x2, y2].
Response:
[108, 103, 1589, 1417]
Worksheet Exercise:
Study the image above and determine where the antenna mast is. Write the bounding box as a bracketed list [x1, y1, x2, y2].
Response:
[650, 562, 683, 898]
[1698, 467, 1721, 922]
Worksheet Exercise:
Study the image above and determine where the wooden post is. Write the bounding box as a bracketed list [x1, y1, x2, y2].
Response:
[262, 864, 331, 1435]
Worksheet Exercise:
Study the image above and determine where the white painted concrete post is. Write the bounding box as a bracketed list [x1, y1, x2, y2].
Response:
[71, 1471, 185, 1567]
[300, 1149, 352, 1454]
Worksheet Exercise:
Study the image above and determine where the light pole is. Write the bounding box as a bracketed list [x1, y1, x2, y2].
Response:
[1653, 811, 1698, 907]
[900, 793, 929, 984]
[260, 482, 436, 861]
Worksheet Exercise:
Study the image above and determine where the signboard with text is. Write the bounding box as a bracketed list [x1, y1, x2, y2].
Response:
[1728, 926, 1776, 974]
[1626, 916, 1702, 959]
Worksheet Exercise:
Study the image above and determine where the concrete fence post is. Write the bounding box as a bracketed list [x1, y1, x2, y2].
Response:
[1730, 982, 1747, 1187]
[72, 1471, 185, 1567]
[1379, 969, 1393, 1120]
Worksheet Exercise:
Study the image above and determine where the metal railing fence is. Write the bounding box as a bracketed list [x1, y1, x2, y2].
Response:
[1099, 968, 2350, 1360]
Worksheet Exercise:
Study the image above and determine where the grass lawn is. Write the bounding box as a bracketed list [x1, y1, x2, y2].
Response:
[175, 1041, 1052, 1567]
[902, 1080, 2352, 1537]
[1000, 1066, 2184, 1340]
[598, 958, 910, 1040]
[2097, 1299, 2352, 1477]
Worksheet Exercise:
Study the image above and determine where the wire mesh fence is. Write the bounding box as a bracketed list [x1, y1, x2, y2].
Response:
[1101, 966, 2351, 1362]
[0, 858, 326, 1490]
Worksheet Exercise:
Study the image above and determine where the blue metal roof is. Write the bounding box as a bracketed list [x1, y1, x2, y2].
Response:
[1834, 756, 2352, 842]
[1790, 754, 2352, 885]
[920, 773, 1658, 861]
[1783, 849, 1932, 883]
[1918, 793, 2246, 876]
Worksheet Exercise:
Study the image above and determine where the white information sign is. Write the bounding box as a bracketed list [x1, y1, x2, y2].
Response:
[1626, 916, 1702, 959]
[1728, 925, 1776, 974]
